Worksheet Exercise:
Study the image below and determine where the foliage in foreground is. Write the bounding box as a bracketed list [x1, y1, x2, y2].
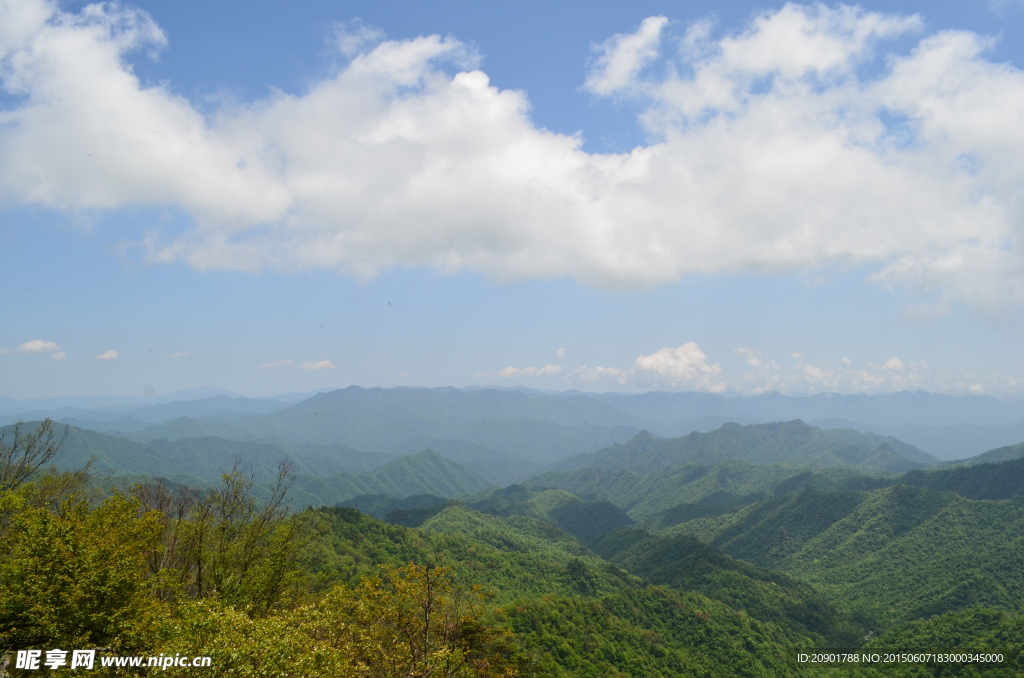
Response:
[158, 563, 524, 678]
[1, 426, 521, 677]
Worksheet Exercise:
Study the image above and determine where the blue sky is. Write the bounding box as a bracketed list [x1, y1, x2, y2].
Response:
[2, 0, 1024, 399]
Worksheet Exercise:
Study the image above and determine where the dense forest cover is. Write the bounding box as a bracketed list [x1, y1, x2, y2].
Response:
[2, 418, 1024, 676]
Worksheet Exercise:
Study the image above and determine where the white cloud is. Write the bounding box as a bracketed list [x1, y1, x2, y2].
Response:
[875, 356, 905, 371]
[301, 360, 335, 370]
[555, 347, 567, 360]
[631, 342, 725, 391]
[332, 19, 386, 58]
[584, 16, 668, 95]
[734, 346, 763, 367]
[569, 341, 725, 392]
[566, 365, 629, 384]
[15, 339, 61, 354]
[2, 3, 1024, 310]
[800, 363, 840, 389]
[4, 340, 67, 360]
[475, 364, 562, 378]
[95, 349, 118, 360]
[260, 358, 293, 368]
[167, 351, 190, 359]
[561, 343, 1011, 395]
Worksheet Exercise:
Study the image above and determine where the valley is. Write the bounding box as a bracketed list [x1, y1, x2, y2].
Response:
[2, 386, 1023, 676]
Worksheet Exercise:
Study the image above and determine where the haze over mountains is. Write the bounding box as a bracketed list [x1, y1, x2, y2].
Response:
[5, 385, 1021, 509]
[4, 386, 1024, 462]
[7, 383, 1024, 673]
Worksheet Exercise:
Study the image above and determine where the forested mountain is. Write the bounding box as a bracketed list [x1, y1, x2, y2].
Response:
[41, 424, 392, 481]
[592, 528, 860, 646]
[529, 460, 868, 530]
[10, 386, 1022, 462]
[1, 394, 292, 430]
[817, 420, 1024, 462]
[126, 412, 638, 468]
[460, 485, 634, 544]
[665, 477, 1024, 628]
[254, 450, 492, 507]
[314, 504, 811, 676]
[5, 413, 1024, 675]
[548, 420, 936, 475]
[954, 441, 1024, 467]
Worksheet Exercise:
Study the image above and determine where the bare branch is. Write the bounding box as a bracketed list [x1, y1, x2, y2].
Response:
[0, 419, 69, 492]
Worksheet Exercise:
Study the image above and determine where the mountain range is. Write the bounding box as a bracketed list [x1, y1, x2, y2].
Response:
[8, 383, 1024, 675]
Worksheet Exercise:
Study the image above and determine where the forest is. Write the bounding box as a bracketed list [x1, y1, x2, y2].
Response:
[2, 391, 1024, 676]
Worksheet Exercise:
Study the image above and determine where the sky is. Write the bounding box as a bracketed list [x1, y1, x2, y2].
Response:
[2, 0, 1024, 400]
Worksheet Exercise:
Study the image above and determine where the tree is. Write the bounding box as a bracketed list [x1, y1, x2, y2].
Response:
[159, 562, 525, 677]
[0, 493, 164, 651]
[135, 460, 317, 614]
[314, 562, 523, 677]
[0, 419, 68, 493]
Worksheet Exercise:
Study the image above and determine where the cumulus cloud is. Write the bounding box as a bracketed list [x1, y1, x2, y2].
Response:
[555, 347, 567, 360]
[568, 344, 987, 394]
[16, 339, 61, 354]
[789, 352, 937, 392]
[332, 18, 386, 58]
[167, 351, 190, 358]
[301, 360, 335, 370]
[95, 349, 118, 360]
[584, 15, 668, 95]
[734, 346, 763, 367]
[2, 2, 1024, 309]
[874, 356, 905, 371]
[474, 364, 562, 378]
[6, 339, 65, 360]
[260, 358, 293, 368]
[631, 342, 725, 391]
[569, 341, 725, 392]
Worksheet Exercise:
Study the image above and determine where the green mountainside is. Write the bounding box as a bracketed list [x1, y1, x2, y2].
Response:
[336, 493, 449, 519]
[40, 424, 392, 481]
[26, 422, 491, 508]
[592, 527, 861, 646]
[666, 479, 1024, 629]
[123, 387, 644, 471]
[847, 456, 1024, 500]
[8, 403, 1024, 676]
[413, 439, 544, 484]
[257, 450, 492, 507]
[956, 441, 1024, 467]
[549, 421, 936, 476]
[856, 608, 1024, 677]
[528, 459, 868, 524]
[309, 504, 813, 677]
[458, 485, 634, 544]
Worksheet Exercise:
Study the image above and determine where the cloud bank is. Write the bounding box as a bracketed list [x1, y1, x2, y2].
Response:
[301, 360, 335, 371]
[554, 341, 1015, 395]
[0, 339, 65, 360]
[2, 1, 1024, 310]
[570, 341, 726, 392]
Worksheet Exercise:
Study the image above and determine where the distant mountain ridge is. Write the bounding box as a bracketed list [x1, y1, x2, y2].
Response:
[263, 450, 491, 508]
[547, 420, 937, 476]
[37, 424, 392, 482]
[590, 390, 1024, 429]
[7, 386, 1023, 464]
